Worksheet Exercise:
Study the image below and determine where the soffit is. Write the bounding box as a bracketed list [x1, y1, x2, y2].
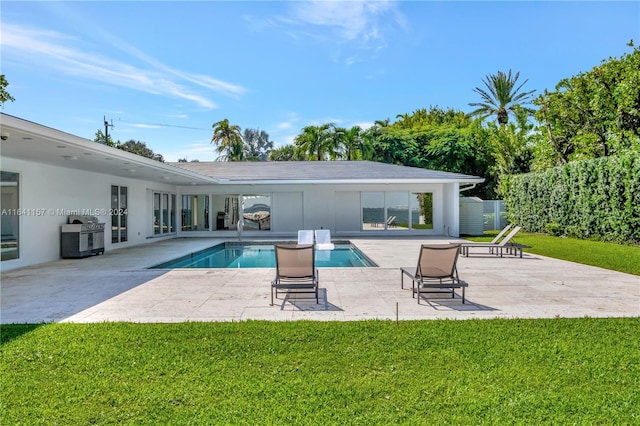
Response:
[0, 114, 214, 186]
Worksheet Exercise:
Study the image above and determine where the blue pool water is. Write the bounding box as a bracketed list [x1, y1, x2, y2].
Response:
[150, 242, 377, 269]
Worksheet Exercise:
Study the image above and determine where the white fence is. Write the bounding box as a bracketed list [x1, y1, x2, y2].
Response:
[483, 200, 508, 231]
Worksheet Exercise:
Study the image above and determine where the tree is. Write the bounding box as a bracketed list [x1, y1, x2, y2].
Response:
[294, 123, 338, 161]
[468, 70, 536, 125]
[533, 46, 640, 169]
[335, 125, 363, 160]
[94, 130, 164, 161]
[118, 140, 164, 162]
[94, 129, 117, 147]
[0, 75, 15, 105]
[243, 128, 274, 161]
[211, 119, 243, 161]
[269, 144, 304, 161]
[392, 107, 472, 129]
[363, 107, 499, 198]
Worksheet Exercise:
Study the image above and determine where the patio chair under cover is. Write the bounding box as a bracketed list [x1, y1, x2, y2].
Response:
[297, 230, 314, 245]
[401, 243, 467, 304]
[314, 229, 335, 250]
[271, 244, 319, 305]
[458, 226, 523, 258]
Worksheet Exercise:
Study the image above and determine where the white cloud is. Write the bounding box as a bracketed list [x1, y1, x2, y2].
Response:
[277, 121, 294, 130]
[353, 121, 374, 130]
[274, 112, 300, 131]
[163, 142, 217, 162]
[283, 0, 404, 48]
[1, 23, 246, 109]
[128, 123, 163, 129]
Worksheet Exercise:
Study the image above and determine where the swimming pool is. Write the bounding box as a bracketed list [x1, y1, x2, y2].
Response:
[149, 242, 377, 269]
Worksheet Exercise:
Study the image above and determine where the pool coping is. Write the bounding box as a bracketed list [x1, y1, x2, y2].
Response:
[148, 240, 377, 269]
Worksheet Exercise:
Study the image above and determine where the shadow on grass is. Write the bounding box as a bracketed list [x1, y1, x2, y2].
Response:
[0, 323, 46, 346]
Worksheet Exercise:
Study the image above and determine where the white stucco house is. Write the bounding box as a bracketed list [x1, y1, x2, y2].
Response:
[0, 113, 484, 271]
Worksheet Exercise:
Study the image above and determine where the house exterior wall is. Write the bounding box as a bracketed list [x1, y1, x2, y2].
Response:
[1, 158, 463, 271]
[272, 192, 304, 232]
[176, 182, 460, 238]
[442, 182, 460, 237]
[1, 157, 176, 271]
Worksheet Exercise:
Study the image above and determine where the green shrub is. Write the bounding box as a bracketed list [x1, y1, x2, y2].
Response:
[544, 222, 564, 236]
[503, 152, 640, 243]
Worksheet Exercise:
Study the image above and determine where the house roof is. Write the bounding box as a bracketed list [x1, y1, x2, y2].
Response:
[170, 160, 484, 184]
[0, 114, 214, 185]
[1, 114, 483, 187]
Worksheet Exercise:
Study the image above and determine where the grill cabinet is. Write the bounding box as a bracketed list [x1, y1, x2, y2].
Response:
[60, 215, 105, 258]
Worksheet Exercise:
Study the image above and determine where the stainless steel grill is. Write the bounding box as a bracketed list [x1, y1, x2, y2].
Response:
[60, 215, 105, 258]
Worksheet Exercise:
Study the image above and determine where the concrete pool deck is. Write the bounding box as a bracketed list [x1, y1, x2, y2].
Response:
[1, 237, 638, 323]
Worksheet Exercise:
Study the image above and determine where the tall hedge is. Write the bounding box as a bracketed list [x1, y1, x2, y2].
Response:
[503, 152, 640, 243]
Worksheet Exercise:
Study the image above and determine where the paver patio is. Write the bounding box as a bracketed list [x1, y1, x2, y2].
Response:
[1, 237, 638, 323]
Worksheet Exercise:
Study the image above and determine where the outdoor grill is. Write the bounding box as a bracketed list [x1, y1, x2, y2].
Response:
[60, 215, 105, 258]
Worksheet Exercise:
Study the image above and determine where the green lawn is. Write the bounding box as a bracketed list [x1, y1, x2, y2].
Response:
[2, 232, 638, 424]
[2, 319, 639, 424]
[467, 232, 640, 276]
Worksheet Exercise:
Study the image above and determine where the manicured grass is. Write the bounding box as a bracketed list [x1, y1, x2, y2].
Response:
[467, 232, 640, 276]
[2, 319, 639, 424]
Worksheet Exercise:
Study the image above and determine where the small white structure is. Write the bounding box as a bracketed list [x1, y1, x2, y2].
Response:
[0, 113, 484, 270]
[459, 196, 484, 236]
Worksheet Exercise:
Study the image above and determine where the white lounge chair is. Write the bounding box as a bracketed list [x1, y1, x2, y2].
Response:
[297, 230, 314, 245]
[458, 226, 523, 258]
[314, 229, 335, 250]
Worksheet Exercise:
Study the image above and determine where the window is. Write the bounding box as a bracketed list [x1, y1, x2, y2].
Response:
[1, 171, 19, 260]
[181, 195, 210, 231]
[111, 185, 128, 243]
[212, 194, 240, 230]
[413, 193, 433, 230]
[362, 191, 433, 231]
[153, 191, 175, 235]
[241, 194, 271, 231]
[386, 192, 409, 230]
[153, 193, 161, 235]
[361, 192, 385, 231]
[170, 194, 176, 233]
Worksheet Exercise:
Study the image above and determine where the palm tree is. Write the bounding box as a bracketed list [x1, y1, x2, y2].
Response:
[294, 123, 336, 161]
[468, 70, 536, 126]
[211, 119, 243, 161]
[336, 125, 363, 160]
[269, 144, 299, 161]
[374, 118, 390, 127]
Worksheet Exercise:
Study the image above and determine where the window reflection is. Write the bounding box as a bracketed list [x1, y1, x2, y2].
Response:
[111, 185, 128, 243]
[1, 171, 19, 260]
[242, 195, 271, 231]
[212, 195, 240, 230]
[153, 192, 175, 235]
[181, 195, 210, 231]
[386, 192, 409, 230]
[414, 193, 433, 230]
[361, 192, 385, 231]
[362, 191, 433, 231]
[153, 193, 161, 235]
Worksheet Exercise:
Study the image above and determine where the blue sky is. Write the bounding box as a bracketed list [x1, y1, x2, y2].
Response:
[2, 1, 638, 161]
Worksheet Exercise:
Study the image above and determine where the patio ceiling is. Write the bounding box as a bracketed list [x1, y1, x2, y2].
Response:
[0, 114, 215, 186]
